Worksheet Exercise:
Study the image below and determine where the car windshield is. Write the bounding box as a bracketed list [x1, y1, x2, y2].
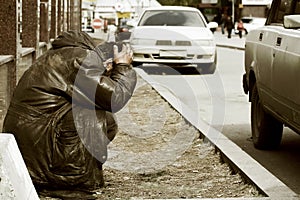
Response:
[138, 10, 206, 27]
[241, 18, 253, 23]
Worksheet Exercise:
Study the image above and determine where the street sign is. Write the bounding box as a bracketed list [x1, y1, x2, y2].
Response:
[92, 18, 102, 29]
[114, 2, 124, 12]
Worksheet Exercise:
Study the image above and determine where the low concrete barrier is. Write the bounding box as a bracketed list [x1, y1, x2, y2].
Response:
[0, 133, 39, 200]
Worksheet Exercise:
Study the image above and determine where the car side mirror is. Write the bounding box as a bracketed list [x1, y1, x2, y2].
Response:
[207, 21, 218, 29]
[126, 20, 138, 28]
[284, 15, 300, 29]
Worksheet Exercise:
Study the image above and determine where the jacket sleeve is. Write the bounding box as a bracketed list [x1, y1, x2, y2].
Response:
[71, 50, 137, 113]
[95, 63, 137, 112]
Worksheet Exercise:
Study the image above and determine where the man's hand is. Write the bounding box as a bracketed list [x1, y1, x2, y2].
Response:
[113, 44, 133, 65]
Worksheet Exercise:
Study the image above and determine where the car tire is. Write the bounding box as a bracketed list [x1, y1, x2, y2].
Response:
[251, 83, 283, 150]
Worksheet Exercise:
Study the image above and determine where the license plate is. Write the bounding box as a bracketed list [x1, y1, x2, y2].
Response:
[160, 50, 187, 57]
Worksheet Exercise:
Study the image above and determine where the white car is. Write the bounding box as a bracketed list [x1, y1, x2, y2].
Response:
[243, 0, 300, 150]
[129, 6, 217, 74]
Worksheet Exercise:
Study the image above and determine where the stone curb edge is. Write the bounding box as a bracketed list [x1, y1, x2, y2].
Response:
[216, 44, 245, 51]
[0, 133, 39, 200]
[135, 68, 298, 200]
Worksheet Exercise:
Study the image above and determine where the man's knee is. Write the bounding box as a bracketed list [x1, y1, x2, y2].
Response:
[106, 112, 118, 141]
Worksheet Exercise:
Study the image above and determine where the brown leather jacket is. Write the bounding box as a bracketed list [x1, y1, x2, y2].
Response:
[2, 31, 137, 190]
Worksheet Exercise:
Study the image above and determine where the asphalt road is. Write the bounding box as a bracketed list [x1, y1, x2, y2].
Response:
[138, 47, 300, 195]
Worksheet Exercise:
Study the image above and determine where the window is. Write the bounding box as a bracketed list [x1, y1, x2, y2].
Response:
[292, 0, 300, 13]
[267, 0, 300, 24]
[275, 0, 292, 23]
[138, 10, 206, 27]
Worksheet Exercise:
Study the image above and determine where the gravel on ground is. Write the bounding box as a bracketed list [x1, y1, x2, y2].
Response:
[93, 75, 264, 199]
[39, 75, 264, 199]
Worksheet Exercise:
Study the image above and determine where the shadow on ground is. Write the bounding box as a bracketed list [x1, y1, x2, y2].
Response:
[219, 123, 300, 194]
[135, 65, 203, 75]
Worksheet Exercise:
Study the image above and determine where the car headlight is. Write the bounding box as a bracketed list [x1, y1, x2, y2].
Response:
[130, 38, 156, 45]
[193, 40, 214, 46]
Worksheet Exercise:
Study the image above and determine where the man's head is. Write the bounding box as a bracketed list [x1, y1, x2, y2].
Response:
[52, 31, 97, 50]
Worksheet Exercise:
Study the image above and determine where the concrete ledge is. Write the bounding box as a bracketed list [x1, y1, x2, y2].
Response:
[217, 44, 245, 51]
[20, 47, 35, 57]
[0, 55, 14, 66]
[39, 42, 47, 48]
[0, 133, 39, 200]
[135, 68, 299, 200]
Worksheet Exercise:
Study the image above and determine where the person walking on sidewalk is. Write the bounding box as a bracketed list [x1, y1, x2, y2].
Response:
[225, 16, 234, 38]
[220, 14, 227, 34]
[237, 19, 246, 38]
[2, 31, 137, 199]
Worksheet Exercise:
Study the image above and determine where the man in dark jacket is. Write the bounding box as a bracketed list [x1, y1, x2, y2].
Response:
[225, 16, 234, 38]
[2, 31, 137, 198]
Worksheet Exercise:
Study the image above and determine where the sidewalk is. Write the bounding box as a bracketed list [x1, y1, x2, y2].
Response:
[213, 29, 246, 50]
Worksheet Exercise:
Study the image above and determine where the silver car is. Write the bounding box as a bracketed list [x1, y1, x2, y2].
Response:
[243, 0, 300, 149]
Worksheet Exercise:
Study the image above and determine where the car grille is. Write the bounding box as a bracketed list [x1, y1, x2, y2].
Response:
[175, 41, 191, 46]
[156, 40, 172, 45]
[155, 40, 191, 46]
[152, 53, 195, 59]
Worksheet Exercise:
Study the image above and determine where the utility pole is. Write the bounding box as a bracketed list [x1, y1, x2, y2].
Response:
[232, 0, 235, 23]
[137, 0, 140, 16]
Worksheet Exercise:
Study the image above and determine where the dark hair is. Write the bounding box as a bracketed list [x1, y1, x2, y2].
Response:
[52, 31, 97, 50]
[95, 41, 124, 62]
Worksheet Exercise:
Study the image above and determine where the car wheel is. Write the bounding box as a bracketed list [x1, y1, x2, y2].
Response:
[251, 83, 283, 150]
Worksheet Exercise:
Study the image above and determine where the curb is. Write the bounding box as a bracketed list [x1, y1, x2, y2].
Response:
[135, 68, 299, 200]
[216, 44, 245, 51]
[0, 133, 39, 200]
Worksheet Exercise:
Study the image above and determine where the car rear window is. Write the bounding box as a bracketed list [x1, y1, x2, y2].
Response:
[241, 18, 253, 23]
[138, 10, 206, 27]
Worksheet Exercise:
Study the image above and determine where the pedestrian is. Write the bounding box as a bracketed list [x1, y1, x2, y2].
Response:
[103, 18, 108, 33]
[225, 16, 234, 38]
[2, 31, 137, 199]
[220, 14, 227, 34]
[237, 19, 245, 38]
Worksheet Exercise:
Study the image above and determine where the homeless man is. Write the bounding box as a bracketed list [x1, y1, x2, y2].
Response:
[2, 31, 137, 196]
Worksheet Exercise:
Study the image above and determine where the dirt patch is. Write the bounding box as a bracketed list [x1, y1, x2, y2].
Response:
[94, 76, 264, 199]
